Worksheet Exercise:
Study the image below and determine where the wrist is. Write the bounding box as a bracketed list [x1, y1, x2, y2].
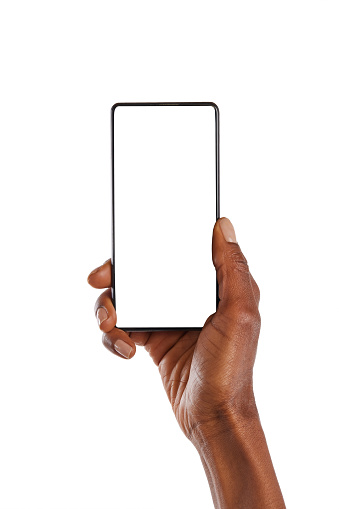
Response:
[189, 396, 261, 453]
[190, 400, 286, 509]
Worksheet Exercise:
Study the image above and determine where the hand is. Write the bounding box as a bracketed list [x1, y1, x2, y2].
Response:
[87, 217, 260, 441]
[88, 217, 285, 508]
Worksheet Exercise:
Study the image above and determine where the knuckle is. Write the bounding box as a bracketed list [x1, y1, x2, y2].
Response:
[228, 245, 249, 273]
[236, 306, 261, 332]
[211, 302, 261, 337]
[251, 279, 260, 303]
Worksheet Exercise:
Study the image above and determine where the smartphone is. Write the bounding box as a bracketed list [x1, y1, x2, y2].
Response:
[111, 102, 220, 331]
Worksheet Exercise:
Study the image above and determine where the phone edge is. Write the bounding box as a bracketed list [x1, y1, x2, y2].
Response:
[111, 102, 220, 331]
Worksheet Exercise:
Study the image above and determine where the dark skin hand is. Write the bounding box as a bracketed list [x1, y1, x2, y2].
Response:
[88, 217, 286, 509]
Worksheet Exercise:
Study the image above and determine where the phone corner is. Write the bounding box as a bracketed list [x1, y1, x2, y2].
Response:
[111, 103, 123, 115]
[208, 102, 219, 116]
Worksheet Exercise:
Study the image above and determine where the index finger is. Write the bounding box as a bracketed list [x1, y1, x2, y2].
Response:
[87, 259, 112, 288]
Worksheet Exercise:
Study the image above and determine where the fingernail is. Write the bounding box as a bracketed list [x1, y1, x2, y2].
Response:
[219, 217, 237, 243]
[97, 307, 108, 325]
[114, 339, 133, 359]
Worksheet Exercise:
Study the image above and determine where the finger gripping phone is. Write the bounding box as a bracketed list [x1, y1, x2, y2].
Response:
[111, 102, 220, 331]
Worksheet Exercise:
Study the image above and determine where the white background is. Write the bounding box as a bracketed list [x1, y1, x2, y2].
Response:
[0, 1, 338, 508]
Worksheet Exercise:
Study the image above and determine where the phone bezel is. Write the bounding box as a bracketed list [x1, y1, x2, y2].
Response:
[111, 102, 220, 332]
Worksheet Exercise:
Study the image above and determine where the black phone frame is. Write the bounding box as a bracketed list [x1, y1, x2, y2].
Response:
[111, 102, 220, 332]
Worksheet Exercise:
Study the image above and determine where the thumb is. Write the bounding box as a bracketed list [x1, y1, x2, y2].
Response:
[212, 218, 258, 320]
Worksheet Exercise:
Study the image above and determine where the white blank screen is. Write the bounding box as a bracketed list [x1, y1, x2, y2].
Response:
[113, 104, 217, 329]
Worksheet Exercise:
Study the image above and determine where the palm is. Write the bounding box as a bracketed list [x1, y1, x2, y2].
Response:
[129, 317, 227, 438]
